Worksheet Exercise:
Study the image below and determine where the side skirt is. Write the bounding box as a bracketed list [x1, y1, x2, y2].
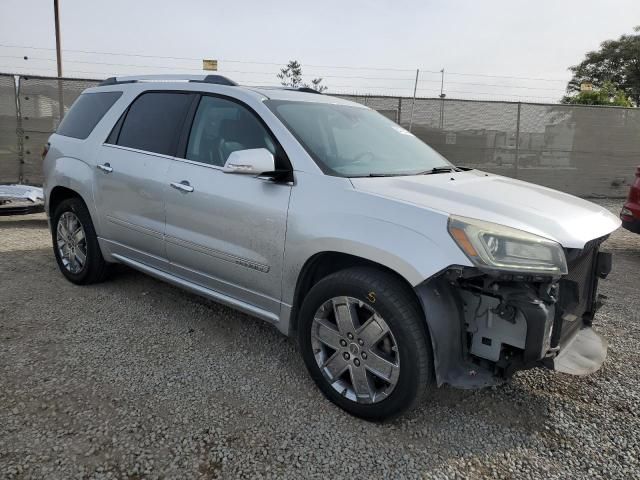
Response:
[111, 253, 281, 326]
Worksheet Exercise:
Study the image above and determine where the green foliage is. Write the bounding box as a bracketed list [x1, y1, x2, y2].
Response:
[277, 60, 328, 92]
[562, 81, 632, 107]
[566, 26, 640, 106]
[277, 60, 304, 88]
[309, 77, 328, 93]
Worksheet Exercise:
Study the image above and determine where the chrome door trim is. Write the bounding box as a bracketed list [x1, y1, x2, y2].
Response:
[105, 215, 164, 240]
[101, 143, 178, 160]
[165, 235, 270, 273]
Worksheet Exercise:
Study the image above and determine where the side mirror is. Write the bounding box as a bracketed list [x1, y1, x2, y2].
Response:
[222, 148, 275, 175]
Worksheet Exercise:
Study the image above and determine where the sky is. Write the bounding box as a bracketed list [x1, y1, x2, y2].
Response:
[1, 0, 639, 102]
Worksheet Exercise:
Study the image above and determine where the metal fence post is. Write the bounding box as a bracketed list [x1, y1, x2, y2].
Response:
[14, 75, 24, 184]
[408, 69, 419, 132]
[514, 102, 521, 180]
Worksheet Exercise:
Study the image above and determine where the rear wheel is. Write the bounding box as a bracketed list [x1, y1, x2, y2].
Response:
[52, 197, 109, 284]
[298, 267, 433, 420]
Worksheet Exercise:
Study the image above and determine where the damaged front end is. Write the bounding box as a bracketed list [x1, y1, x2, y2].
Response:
[416, 236, 612, 389]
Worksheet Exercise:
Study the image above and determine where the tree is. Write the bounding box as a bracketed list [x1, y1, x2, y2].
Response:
[309, 77, 328, 93]
[566, 26, 640, 106]
[562, 81, 632, 107]
[277, 60, 328, 92]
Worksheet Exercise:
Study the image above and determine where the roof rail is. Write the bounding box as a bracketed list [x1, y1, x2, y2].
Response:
[98, 74, 238, 86]
[294, 87, 322, 94]
[249, 86, 323, 95]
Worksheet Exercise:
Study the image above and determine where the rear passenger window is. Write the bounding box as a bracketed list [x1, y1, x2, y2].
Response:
[117, 92, 193, 156]
[56, 91, 122, 139]
[186, 96, 275, 167]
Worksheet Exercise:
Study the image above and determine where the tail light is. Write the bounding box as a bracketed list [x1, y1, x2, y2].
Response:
[41, 143, 50, 161]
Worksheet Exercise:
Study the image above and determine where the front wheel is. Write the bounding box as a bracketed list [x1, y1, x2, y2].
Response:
[298, 267, 434, 420]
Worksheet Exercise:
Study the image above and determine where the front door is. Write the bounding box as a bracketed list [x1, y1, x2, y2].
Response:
[94, 91, 195, 268]
[164, 95, 292, 317]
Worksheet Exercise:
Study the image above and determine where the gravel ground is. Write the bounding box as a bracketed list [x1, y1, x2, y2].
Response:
[1, 199, 639, 479]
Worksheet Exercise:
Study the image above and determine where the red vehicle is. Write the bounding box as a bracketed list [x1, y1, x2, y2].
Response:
[621, 166, 640, 233]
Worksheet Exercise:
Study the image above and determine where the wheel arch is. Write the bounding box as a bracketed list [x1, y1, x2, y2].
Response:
[44, 155, 101, 234]
[286, 250, 426, 337]
[48, 185, 84, 217]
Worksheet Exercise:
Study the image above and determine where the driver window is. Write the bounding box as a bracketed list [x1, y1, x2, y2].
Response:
[186, 96, 276, 167]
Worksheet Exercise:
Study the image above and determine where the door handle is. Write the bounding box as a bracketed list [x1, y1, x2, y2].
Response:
[170, 181, 194, 193]
[97, 163, 113, 173]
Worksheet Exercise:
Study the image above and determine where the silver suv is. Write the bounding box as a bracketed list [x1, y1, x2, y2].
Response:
[43, 74, 620, 419]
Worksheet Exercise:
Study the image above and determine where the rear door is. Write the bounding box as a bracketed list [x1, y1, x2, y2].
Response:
[94, 91, 196, 269]
[164, 95, 292, 318]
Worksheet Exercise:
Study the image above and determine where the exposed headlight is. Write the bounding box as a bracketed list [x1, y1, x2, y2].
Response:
[448, 215, 568, 276]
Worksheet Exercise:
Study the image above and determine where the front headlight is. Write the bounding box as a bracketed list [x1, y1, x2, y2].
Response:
[448, 215, 567, 275]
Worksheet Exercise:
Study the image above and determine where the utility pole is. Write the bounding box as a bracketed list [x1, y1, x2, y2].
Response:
[408, 69, 419, 132]
[53, 0, 64, 123]
[54, 0, 62, 77]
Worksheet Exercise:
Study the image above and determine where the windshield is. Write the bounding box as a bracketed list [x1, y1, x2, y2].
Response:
[266, 100, 453, 177]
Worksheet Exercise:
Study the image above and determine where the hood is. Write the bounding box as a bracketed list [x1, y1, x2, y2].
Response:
[350, 170, 620, 249]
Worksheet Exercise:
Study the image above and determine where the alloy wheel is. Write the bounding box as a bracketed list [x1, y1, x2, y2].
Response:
[311, 296, 400, 404]
[56, 211, 87, 274]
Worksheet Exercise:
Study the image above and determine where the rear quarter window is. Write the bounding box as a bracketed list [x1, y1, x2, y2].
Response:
[115, 92, 194, 156]
[56, 91, 122, 140]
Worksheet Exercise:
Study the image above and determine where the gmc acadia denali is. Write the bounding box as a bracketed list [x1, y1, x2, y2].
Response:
[43, 74, 620, 419]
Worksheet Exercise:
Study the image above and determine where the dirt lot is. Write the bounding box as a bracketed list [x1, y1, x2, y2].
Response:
[1, 199, 639, 479]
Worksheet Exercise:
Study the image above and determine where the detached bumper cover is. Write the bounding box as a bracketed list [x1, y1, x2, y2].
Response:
[552, 326, 607, 375]
[0, 184, 45, 216]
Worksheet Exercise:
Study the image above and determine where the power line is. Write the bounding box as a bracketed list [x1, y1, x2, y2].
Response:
[444, 70, 567, 83]
[0, 58, 568, 93]
[0, 67, 562, 100]
[0, 43, 203, 61]
[0, 43, 570, 82]
[0, 55, 566, 92]
[421, 79, 566, 92]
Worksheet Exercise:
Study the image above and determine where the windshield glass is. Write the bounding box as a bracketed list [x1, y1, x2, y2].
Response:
[266, 100, 452, 177]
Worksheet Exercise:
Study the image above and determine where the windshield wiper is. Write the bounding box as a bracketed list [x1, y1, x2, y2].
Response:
[366, 172, 410, 177]
[416, 166, 460, 175]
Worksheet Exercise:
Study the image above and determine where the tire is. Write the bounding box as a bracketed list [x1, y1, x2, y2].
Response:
[51, 197, 109, 285]
[298, 267, 433, 420]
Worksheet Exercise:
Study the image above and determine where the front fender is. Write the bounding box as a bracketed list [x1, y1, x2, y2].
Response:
[282, 172, 472, 307]
[283, 219, 442, 305]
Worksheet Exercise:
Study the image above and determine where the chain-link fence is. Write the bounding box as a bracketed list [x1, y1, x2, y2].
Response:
[0, 74, 20, 185]
[0, 74, 101, 186]
[1, 73, 638, 197]
[339, 94, 640, 197]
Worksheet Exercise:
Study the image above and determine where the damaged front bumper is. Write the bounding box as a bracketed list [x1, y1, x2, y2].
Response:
[416, 236, 612, 389]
